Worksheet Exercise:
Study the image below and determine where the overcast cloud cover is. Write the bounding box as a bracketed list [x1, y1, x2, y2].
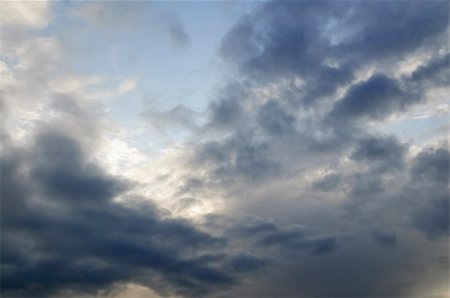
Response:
[0, 1, 449, 297]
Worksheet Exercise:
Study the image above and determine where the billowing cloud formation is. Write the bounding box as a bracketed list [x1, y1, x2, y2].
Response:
[1, 129, 273, 297]
[1, 1, 449, 297]
[1, 127, 337, 297]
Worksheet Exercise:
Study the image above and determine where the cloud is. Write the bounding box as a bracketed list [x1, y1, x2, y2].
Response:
[1, 0, 449, 297]
[190, 135, 281, 183]
[408, 147, 449, 240]
[223, 253, 266, 273]
[371, 230, 397, 247]
[71, 3, 191, 50]
[117, 77, 138, 95]
[71, 2, 147, 31]
[208, 81, 247, 130]
[329, 74, 412, 122]
[0, 1, 52, 28]
[142, 103, 200, 133]
[410, 54, 449, 86]
[167, 17, 190, 49]
[312, 174, 342, 192]
[350, 135, 407, 170]
[176, 2, 448, 295]
[257, 100, 296, 137]
[0, 131, 247, 297]
[30, 130, 128, 204]
[225, 216, 338, 255]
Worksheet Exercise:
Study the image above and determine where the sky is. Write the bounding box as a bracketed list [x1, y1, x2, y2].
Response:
[0, 1, 449, 297]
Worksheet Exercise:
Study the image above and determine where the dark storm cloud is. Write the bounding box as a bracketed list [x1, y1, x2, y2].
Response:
[348, 172, 384, 199]
[208, 81, 248, 130]
[2, 0, 449, 297]
[30, 131, 127, 204]
[370, 230, 397, 247]
[258, 232, 338, 255]
[341, 1, 449, 61]
[218, 0, 448, 122]
[408, 147, 449, 240]
[223, 253, 266, 273]
[220, 1, 356, 107]
[257, 100, 296, 137]
[413, 197, 449, 241]
[410, 54, 449, 86]
[0, 130, 268, 297]
[350, 135, 407, 170]
[329, 74, 411, 122]
[220, 1, 341, 80]
[182, 0, 447, 296]
[3, 127, 342, 296]
[220, 0, 448, 100]
[410, 147, 449, 186]
[184, 0, 447, 202]
[226, 216, 338, 256]
[199, 0, 448, 179]
[192, 135, 281, 183]
[224, 216, 278, 237]
[342, 145, 449, 242]
[311, 174, 341, 192]
[197, 5, 448, 296]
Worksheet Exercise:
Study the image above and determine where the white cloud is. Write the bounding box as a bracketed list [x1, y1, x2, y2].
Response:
[71, 2, 147, 31]
[413, 103, 448, 120]
[0, 0, 52, 28]
[100, 283, 165, 298]
[117, 77, 138, 95]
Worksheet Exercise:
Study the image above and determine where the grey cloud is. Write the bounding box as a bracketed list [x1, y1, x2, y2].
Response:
[312, 174, 341, 192]
[191, 134, 281, 184]
[220, 0, 448, 109]
[413, 197, 449, 241]
[72, 3, 191, 50]
[410, 147, 449, 187]
[223, 253, 266, 273]
[257, 231, 338, 255]
[410, 54, 449, 86]
[408, 147, 449, 240]
[225, 216, 278, 237]
[30, 130, 127, 204]
[219, 1, 355, 108]
[329, 74, 412, 123]
[168, 17, 190, 49]
[341, 1, 449, 62]
[186, 2, 448, 295]
[0, 131, 266, 297]
[196, 0, 448, 193]
[226, 217, 338, 256]
[370, 230, 397, 247]
[72, 2, 148, 31]
[197, 0, 447, 192]
[3, 0, 449, 296]
[142, 103, 199, 133]
[350, 135, 407, 170]
[257, 100, 296, 137]
[208, 82, 248, 130]
[51, 94, 88, 118]
[220, 1, 340, 80]
[343, 145, 449, 242]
